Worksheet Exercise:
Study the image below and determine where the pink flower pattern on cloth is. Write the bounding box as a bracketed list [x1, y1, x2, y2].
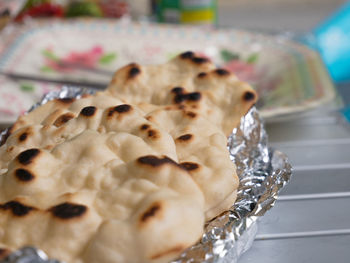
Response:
[64, 46, 103, 67]
[42, 45, 116, 73]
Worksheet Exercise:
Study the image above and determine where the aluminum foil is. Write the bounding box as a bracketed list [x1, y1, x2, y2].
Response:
[1, 86, 292, 263]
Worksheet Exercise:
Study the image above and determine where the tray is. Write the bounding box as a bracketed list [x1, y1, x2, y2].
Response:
[0, 19, 336, 126]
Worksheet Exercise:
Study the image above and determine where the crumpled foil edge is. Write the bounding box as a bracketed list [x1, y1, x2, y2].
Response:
[1, 86, 292, 263]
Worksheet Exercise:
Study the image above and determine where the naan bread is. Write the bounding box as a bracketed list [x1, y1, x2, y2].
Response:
[0, 52, 254, 262]
[3, 93, 127, 142]
[0, 130, 205, 263]
[1, 100, 238, 220]
[145, 106, 239, 220]
[6, 51, 257, 138]
[106, 51, 258, 135]
[0, 99, 237, 262]
[0, 97, 177, 169]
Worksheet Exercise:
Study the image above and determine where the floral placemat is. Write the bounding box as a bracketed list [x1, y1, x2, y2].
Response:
[0, 19, 336, 125]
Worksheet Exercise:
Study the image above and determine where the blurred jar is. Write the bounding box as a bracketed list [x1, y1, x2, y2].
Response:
[153, 0, 217, 25]
[126, 0, 149, 19]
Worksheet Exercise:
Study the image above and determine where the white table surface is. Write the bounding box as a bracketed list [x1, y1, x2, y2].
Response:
[239, 104, 350, 263]
[216, 2, 350, 262]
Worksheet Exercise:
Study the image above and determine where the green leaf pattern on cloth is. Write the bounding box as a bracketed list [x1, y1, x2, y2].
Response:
[99, 53, 117, 64]
[220, 49, 240, 62]
[246, 53, 259, 64]
[20, 83, 35, 92]
[42, 49, 59, 61]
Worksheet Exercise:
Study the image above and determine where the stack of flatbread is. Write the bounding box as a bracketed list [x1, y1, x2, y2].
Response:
[0, 52, 257, 263]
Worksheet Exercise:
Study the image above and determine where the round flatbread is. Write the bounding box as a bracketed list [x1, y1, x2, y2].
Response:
[0, 52, 251, 262]
[3, 93, 125, 144]
[0, 130, 204, 263]
[0, 96, 177, 169]
[106, 51, 258, 135]
[145, 106, 239, 220]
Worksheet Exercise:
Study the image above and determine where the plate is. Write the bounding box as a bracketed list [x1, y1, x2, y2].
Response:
[0, 19, 336, 126]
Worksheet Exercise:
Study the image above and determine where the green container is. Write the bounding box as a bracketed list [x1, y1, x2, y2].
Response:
[156, 0, 217, 24]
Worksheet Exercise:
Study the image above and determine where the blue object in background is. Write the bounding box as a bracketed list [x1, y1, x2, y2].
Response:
[341, 106, 350, 122]
[313, 1, 350, 83]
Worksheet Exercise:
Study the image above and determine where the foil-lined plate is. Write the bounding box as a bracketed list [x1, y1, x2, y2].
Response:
[1, 86, 292, 263]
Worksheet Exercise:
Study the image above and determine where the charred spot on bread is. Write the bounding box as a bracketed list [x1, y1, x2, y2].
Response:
[215, 68, 230, 76]
[173, 89, 202, 104]
[197, 72, 208, 78]
[114, 104, 132, 113]
[243, 91, 256, 101]
[180, 162, 200, 171]
[107, 104, 132, 117]
[17, 149, 40, 165]
[128, 65, 141, 79]
[147, 129, 159, 139]
[171, 87, 184, 94]
[192, 57, 209, 64]
[50, 202, 87, 220]
[176, 134, 193, 141]
[15, 168, 35, 182]
[53, 113, 75, 127]
[17, 127, 34, 142]
[140, 124, 150, 130]
[80, 106, 97, 117]
[140, 202, 161, 223]
[18, 132, 28, 142]
[185, 111, 197, 118]
[180, 51, 194, 59]
[57, 98, 75, 104]
[0, 201, 35, 216]
[187, 92, 201, 101]
[137, 155, 184, 170]
[174, 94, 186, 103]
